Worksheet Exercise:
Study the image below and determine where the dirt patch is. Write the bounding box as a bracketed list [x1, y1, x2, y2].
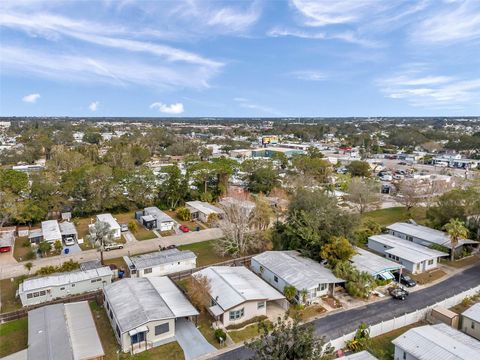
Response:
[411, 268, 446, 285]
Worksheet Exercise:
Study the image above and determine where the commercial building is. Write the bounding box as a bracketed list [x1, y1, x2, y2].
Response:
[125, 248, 196, 277]
[251, 251, 344, 304]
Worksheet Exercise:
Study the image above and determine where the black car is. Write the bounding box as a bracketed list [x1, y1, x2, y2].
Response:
[393, 272, 417, 287]
[389, 286, 409, 300]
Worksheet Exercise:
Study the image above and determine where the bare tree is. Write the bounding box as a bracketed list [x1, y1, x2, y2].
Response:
[394, 179, 424, 211]
[188, 274, 212, 312]
[345, 177, 381, 214]
[88, 221, 116, 265]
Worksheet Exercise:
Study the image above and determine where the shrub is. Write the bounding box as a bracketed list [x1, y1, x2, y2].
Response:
[214, 329, 227, 343]
[25, 250, 35, 260]
[22, 239, 31, 248]
[226, 316, 268, 330]
[35, 260, 80, 275]
[176, 207, 192, 221]
[128, 220, 138, 233]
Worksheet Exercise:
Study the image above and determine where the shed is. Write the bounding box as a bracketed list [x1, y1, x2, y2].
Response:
[431, 306, 459, 328]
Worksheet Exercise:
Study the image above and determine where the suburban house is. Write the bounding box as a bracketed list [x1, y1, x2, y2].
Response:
[125, 248, 196, 277]
[139, 206, 175, 232]
[219, 197, 256, 215]
[461, 303, 480, 340]
[96, 213, 121, 239]
[367, 234, 449, 274]
[392, 323, 480, 360]
[185, 201, 223, 223]
[59, 221, 78, 242]
[350, 247, 403, 280]
[28, 301, 104, 360]
[251, 251, 345, 304]
[194, 266, 288, 328]
[386, 222, 478, 255]
[103, 277, 199, 353]
[28, 228, 43, 244]
[0, 227, 15, 252]
[18, 266, 113, 306]
[41, 220, 62, 243]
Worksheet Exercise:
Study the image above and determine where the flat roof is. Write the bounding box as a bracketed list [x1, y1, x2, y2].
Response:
[369, 234, 448, 263]
[144, 206, 175, 223]
[252, 251, 344, 290]
[392, 323, 480, 359]
[186, 201, 223, 215]
[104, 277, 198, 333]
[387, 222, 477, 249]
[96, 213, 120, 230]
[19, 267, 112, 293]
[350, 247, 402, 276]
[59, 221, 77, 236]
[462, 303, 480, 323]
[129, 248, 196, 269]
[195, 266, 285, 311]
[0, 231, 14, 247]
[342, 351, 378, 360]
[41, 220, 61, 242]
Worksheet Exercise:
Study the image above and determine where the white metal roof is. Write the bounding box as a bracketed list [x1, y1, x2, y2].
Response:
[144, 206, 175, 223]
[129, 248, 196, 269]
[350, 247, 402, 276]
[369, 234, 448, 263]
[96, 213, 120, 230]
[59, 221, 78, 236]
[392, 323, 480, 360]
[194, 266, 285, 311]
[104, 277, 197, 333]
[462, 303, 480, 323]
[41, 220, 62, 242]
[186, 201, 223, 215]
[342, 351, 378, 360]
[19, 267, 112, 293]
[252, 251, 344, 290]
[387, 222, 477, 249]
[0, 231, 14, 247]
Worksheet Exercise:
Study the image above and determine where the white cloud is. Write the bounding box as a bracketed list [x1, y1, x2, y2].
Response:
[89, 101, 99, 111]
[150, 102, 184, 114]
[291, 70, 327, 81]
[22, 93, 40, 103]
[234, 97, 282, 116]
[207, 6, 261, 32]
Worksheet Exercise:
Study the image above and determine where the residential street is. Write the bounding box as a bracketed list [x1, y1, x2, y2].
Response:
[0, 228, 223, 280]
[212, 263, 480, 360]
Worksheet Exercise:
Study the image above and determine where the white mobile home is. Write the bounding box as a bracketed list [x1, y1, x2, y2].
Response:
[386, 222, 478, 255]
[103, 277, 199, 354]
[126, 248, 196, 277]
[195, 266, 288, 327]
[461, 303, 480, 341]
[392, 323, 480, 360]
[141, 207, 175, 232]
[251, 251, 345, 304]
[18, 266, 113, 306]
[186, 201, 223, 223]
[28, 301, 104, 360]
[96, 213, 121, 239]
[350, 247, 403, 280]
[368, 234, 448, 274]
[41, 220, 62, 243]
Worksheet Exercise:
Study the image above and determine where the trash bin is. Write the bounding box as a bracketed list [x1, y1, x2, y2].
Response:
[64, 248, 70, 254]
[118, 270, 125, 279]
[196, 226, 200, 231]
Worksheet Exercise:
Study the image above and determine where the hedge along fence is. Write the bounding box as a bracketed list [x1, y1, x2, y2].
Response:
[327, 284, 480, 351]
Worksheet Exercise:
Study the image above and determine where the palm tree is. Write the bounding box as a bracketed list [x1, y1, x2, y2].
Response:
[283, 285, 297, 303]
[300, 289, 308, 304]
[24, 262, 33, 274]
[88, 221, 116, 265]
[444, 218, 469, 262]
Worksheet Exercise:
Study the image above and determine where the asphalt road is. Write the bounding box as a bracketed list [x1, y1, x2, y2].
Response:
[214, 263, 480, 360]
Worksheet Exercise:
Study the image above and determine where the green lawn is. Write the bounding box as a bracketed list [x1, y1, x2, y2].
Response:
[178, 240, 231, 267]
[229, 323, 261, 343]
[0, 317, 28, 357]
[361, 207, 427, 227]
[13, 236, 34, 262]
[0, 277, 24, 313]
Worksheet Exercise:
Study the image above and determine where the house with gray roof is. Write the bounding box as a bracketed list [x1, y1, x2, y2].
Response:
[141, 207, 175, 232]
[392, 323, 480, 360]
[194, 266, 288, 327]
[342, 351, 378, 360]
[251, 251, 345, 304]
[41, 220, 62, 243]
[96, 213, 121, 239]
[125, 248, 196, 277]
[368, 234, 448, 274]
[461, 303, 480, 340]
[103, 277, 199, 353]
[28, 301, 104, 360]
[186, 201, 224, 223]
[59, 221, 78, 242]
[350, 247, 403, 281]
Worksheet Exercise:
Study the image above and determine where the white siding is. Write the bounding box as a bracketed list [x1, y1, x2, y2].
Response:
[138, 258, 196, 277]
[462, 317, 480, 341]
[222, 300, 267, 328]
[393, 346, 418, 360]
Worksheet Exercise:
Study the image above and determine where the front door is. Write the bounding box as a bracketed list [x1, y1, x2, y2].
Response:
[131, 331, 146, 344]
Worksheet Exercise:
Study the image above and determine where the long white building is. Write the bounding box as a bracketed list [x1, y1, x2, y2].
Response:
[125, 248, 196, 277]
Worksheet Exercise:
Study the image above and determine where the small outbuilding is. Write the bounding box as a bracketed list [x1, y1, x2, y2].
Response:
[461, 303, 480, 340]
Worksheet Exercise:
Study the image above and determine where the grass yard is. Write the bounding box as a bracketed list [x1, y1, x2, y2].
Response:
[289, 304, 327, 321]
[133, 228, 156, 241]
[165, 210, 204, 231]
[89, 301, 185, 360]
[103, 256, 128, 271]
[178, 240, 232, 267]
[366, 321, 426, 360]
[361, 207, 427, 227]
[441, 255, 480, 269]
[0, 317, 28, 357]
[0, 277, 24, 313]
[411, 268, 446, 285]
[228, 323, 262, 343]
[13, 236, 34, 262]
[197, 312, 223, 349]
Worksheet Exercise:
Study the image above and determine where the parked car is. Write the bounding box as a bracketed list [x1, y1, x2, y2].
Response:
[380, 174, 393, 181]
[179, 224, 190, 233]
[104, 243, 124, 251]
[398, 161, 407, 165]
[393, 272, 417, 287]
[64, 236, 76, 246]
[388, 286, 409, 300]
[120, 223, 129, 232]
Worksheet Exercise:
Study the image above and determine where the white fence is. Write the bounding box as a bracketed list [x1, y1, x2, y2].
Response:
[328, 285, 480, 350]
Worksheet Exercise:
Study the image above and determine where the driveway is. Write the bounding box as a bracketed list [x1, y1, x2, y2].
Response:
[62, 243, 82, 255]
[213, 263, 480, 360]
[123, 231, 137, 243]
[175, 318, 216, 360]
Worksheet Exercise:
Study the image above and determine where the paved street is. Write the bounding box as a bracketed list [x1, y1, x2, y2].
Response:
[0, 228, 223, 280]
[212, 263, 480, 360]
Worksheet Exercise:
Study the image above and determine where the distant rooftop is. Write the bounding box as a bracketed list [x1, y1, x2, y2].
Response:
[186, 201, 223, 215]
[129, 248, 196, 270]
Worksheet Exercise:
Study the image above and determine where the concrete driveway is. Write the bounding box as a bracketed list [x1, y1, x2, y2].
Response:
[175, 318, 216, 360]
[62, 243, 82, 255]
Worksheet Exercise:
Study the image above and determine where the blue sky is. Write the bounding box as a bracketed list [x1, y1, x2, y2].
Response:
[1, 0, 480, 117]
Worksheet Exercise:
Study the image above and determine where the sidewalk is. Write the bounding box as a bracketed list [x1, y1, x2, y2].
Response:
[0, 228, 223, 280]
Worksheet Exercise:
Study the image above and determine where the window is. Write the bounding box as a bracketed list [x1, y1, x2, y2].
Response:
[116, 325, 121, 338]
[33, 292, 40, 297]
[27, 293, 33, 299]
[317, 284, 326, 291]
[407, 236, 413, 242]
[229, 308, 244, 321]
[106, 302, 109, 310]
[472, 322, 475, 329]
[39, 291, 46, 296]
[109, 310, 113, 319]
[144, 268, 152, 274]
[428, 259, 434, 265]
[155, 323, 170, 335]
[257, 301, 265, 309]
[60, 287, 65, 291]
[71, 284, 75, 287]
[403, 351, 406, 360]
[259, 266, 264, 273]
[274, 275, 278, 283]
